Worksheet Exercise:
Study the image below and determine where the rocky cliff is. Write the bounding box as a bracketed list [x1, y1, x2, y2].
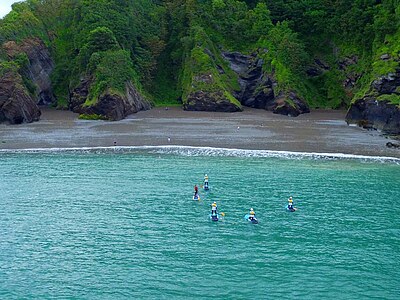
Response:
[70, 78, 151, 121]
[183, 73, 242, 112]
[222, 51, 310, 116]
[3, 38, 55, 105]
[0, 68, 41, 124]
[181, 29, 243, 113]
[346, 70, 400, 134]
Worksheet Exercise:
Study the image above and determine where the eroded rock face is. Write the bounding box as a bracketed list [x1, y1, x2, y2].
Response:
[3, 38, 55, 105]
[346, 67, 400, 134]
[306, 58, 330, 77]
[69, 79, 151, 120]
[184, 90, 241, 112]
[346, 97, 400, 134]
[222, 51, 309, 116]
[0, 69, 41, 124]
[69, 77, 92, 113]
[273, 92, 310, 117]
[183, 72, 242, 112]
[371, 71, 400, 94]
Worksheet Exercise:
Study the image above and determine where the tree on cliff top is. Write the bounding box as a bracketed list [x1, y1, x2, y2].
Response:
[87, 26, 119, 54]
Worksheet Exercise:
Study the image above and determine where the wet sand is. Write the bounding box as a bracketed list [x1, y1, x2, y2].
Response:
[0, 107, 399, 158]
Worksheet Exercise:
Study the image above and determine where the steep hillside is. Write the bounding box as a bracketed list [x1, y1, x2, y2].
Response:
[0, 0, 399, 133]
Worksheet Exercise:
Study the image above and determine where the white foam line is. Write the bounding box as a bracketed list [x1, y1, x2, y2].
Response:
[0, 145, 399, 162]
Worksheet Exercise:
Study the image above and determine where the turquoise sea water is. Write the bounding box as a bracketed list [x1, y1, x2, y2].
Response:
[0, 147, 399, 299]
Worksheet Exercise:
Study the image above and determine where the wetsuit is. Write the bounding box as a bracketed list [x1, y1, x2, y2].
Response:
[211, 205, 217, 216]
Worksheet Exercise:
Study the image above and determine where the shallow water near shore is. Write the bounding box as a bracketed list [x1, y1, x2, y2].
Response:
[0, 147, 399, 299]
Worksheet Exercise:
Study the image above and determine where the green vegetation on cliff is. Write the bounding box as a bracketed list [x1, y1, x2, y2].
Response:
[1, 0, 400, 111]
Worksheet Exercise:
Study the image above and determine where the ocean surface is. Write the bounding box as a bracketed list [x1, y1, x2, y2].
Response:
[0, 146, 399, 299]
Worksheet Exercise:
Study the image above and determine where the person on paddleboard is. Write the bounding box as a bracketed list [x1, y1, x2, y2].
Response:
[288, 197, 294, 210]
[211, 201, 217, 216]
[204, 174, 209, 189]
[249, 208, 256, 220]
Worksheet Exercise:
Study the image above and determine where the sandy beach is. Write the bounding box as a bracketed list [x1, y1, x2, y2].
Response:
[0, 107, 399, 158]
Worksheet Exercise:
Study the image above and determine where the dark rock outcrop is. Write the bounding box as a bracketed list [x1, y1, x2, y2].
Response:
[183, 71, 242, 112]
[70, 79, 151, 120]
[273, 92, 310, 117]
[386, 141, 400, 148]
[346, 68, 400, 134]
[338, 56, 358, 70]
[184, 90, 241, 112]
[222, 51, 309, 116]
[0, 69, 41, 124]
[3, 38, 55, 105]
[306, 58, 330, 77]
[371, 71, 400, 94]
[69, 77, 92, 112]
[337, 55, 362, 103]
[346, 97, 400, 134]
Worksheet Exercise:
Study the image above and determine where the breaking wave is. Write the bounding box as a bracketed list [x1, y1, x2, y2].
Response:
[1, 145, 399, 164]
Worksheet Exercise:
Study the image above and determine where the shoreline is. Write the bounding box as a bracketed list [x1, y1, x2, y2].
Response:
[1, 107, 400, 158]
[1, 145, 399, 162]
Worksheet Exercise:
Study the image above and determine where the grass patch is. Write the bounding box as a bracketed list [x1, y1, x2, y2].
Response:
[78, 113, 108, 120]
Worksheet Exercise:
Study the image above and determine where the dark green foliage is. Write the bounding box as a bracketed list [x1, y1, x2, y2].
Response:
[86, 27, 119, 54]
[0, 1, 48, 44]
[0, 61, 18, 77]
[86, 49, 139, 105]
